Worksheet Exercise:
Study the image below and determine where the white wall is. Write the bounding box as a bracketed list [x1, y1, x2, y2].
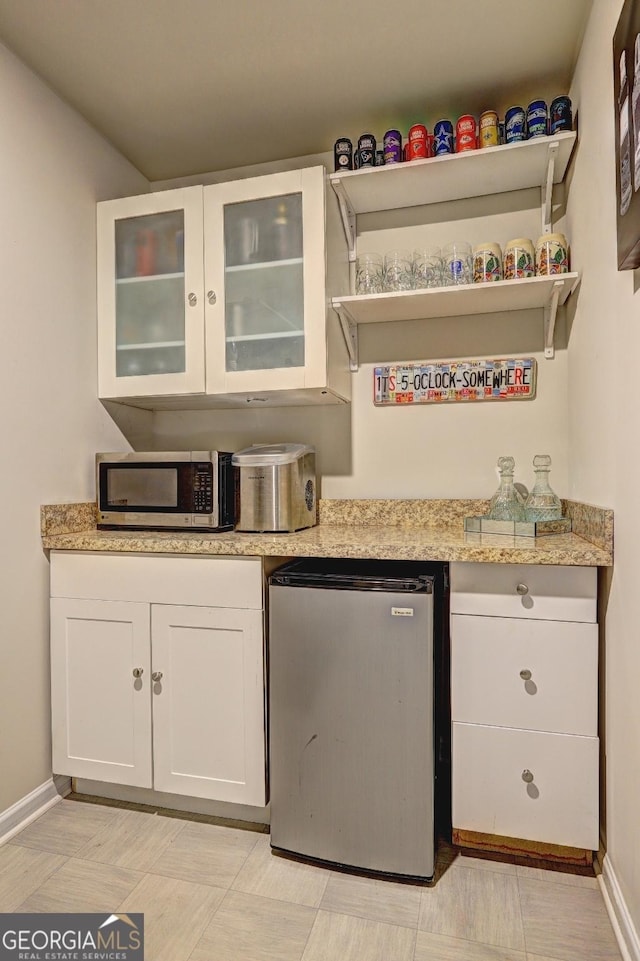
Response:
[566, 0, 640, 937]
[0, 43, 151, 814]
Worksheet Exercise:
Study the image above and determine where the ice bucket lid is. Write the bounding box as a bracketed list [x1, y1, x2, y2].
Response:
[232, 443, 315, 467]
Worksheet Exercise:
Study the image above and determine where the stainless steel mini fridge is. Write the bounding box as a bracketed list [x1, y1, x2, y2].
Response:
[268, 558, 438, 881]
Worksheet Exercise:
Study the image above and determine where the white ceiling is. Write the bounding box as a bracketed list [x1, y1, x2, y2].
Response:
[0, 0, 592, 182]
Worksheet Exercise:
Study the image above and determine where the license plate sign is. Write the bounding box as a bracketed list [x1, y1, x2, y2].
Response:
[373, 358, 537, 405]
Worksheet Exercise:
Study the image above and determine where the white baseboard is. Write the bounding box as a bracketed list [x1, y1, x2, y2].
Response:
[600, 854, 640, 961]
[0, 775, 71, 846]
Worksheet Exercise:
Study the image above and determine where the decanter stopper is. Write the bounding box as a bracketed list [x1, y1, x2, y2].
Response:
[488, 456, 526, 521]
[524, 454, 562, 521]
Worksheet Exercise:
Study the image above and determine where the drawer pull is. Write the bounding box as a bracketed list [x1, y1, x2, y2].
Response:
[516, 583, 529, 595]
[522, 769, 534, 783]
[519, 669, 532, 681]
[132, 667, 144, 678]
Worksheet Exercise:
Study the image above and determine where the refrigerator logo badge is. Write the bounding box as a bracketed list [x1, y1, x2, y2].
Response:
[391, 607, 414, 617]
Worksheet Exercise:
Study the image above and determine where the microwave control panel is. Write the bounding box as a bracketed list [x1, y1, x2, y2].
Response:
[192, 464, 214, 513]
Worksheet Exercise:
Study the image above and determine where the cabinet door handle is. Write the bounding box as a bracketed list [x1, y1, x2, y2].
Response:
[521, 769, 534, 783]
[152, 671, 163, 682]
[519, 669, 532, 681]
[132, 667, 144, 678]
[188, 292, 198, 306]
[516, 583, 529, 595]
[207, 290, 217, 305]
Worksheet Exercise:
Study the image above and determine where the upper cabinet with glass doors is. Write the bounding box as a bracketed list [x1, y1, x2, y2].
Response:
[97, 167, 350, 408]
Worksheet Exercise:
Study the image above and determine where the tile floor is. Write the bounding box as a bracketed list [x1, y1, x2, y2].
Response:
[0, 797, 623, 961]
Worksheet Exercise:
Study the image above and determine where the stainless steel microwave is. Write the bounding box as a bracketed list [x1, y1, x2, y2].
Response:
[96, 451, 237, 532]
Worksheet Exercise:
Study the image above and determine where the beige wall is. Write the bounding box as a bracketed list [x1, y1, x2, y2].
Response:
[152, 184, 572, 502]
[567, 0, 640, 935]
[0, 43, 151, 814]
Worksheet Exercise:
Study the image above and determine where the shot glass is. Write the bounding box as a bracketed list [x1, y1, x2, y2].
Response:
[383, 249, 414, 291]
[413, 246, 443, 288]
[442, 241, 473, 286]
[355, 252, 385, 294]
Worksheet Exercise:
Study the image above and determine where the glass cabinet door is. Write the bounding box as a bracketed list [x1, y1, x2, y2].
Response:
[114, 209, 186, 377]
[98, 187, 205, 399]
[204, 167, 327, 395]
[223, 192, 304, 374]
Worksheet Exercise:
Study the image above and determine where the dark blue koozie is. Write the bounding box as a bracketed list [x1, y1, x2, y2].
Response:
[505, 106, 526, 143]
[550, 96, 572, 134]
[526, 100, 548, 138]
[433, 119, 454, 155]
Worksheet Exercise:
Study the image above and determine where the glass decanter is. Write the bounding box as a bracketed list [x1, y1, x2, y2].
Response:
[524, 454, 562, 521]
[488, 456, 526, 521]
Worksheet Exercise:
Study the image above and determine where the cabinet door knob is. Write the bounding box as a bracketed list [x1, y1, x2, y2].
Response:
[188, 292, 198, 306]
[132, 667, 144, 678]
[516, 583, 529, 595]
[522, 769, 534, 783]
[519, 669, 532, 681]
[152, 671, 163, 682]
[207, 290, 217, 305]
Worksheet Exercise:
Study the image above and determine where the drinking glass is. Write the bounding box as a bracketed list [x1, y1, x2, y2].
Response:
[355, 253, 385, 294]
[442, 241, 473, 286]
[413, 246, 443, 288]
[384, 250, 414, 291]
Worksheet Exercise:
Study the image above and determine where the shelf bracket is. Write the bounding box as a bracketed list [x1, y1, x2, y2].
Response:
[543, 280, 564, 358]
[333, 302, 359, 371]
[541, 141, 559, 234]
[330, 178, 357, 261]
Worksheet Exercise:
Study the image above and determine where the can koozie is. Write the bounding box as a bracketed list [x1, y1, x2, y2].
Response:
[505, 106, 526, 143]
[550, 96, 572, 134]
[526, 100, 548, 138]
[456, 115, 477, 152]
[433, 119, 454, 155]
[479, 111, 499, 148]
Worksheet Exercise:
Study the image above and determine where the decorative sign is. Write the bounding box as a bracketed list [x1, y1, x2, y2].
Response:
[373, 358, 537, 405]
[614, 0, 640, 269]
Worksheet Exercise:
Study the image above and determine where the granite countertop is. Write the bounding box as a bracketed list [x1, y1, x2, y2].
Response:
[40, 499, 614, 567]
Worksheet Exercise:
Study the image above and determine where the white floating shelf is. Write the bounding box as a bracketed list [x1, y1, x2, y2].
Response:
[329, 132, 576, 215]
[332, 273, 578, 325]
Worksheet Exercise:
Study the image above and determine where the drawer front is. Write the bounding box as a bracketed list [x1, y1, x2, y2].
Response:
[50, 551, 264, 609]
[450, 562, 597, 622]
[452, 722, 599, 850]
[451, 614, 597, 735]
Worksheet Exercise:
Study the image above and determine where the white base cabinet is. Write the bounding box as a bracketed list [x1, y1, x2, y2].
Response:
[450, 561, 599, 851]
[452, 723, 599, 850]
[150, 603, 264, 802]
[50, 597, 152, 788]
[50, 552, 267, 807]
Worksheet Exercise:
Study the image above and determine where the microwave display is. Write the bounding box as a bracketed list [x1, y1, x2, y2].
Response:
[107, 467, 177, 508]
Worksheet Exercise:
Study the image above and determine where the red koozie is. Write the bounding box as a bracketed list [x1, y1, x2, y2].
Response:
[456, 114, 477, 152]
[408, 123, 428, 160]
